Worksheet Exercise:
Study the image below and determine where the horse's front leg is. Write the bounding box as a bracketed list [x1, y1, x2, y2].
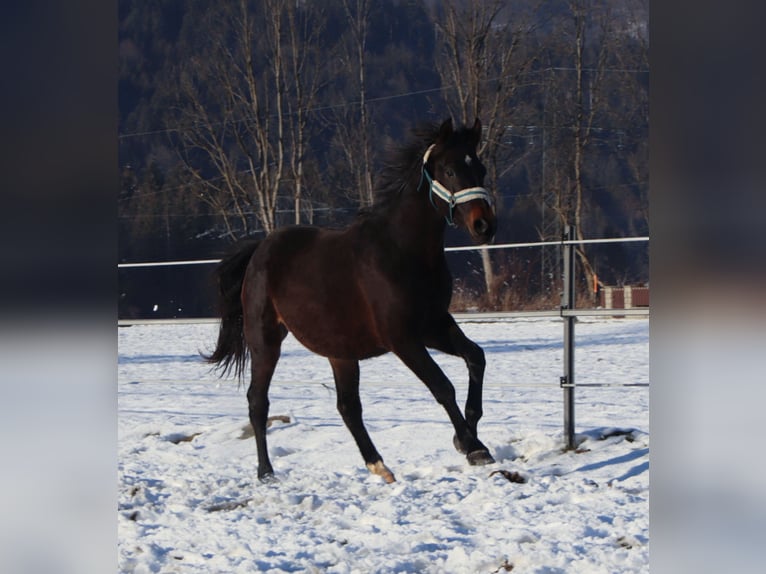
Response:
[425, 317, 487, 440]
[450, 323, 486, 438]
[393, 340, 494, 466]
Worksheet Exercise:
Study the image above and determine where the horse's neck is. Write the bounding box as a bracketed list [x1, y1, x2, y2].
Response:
[388, 194, 447, 261]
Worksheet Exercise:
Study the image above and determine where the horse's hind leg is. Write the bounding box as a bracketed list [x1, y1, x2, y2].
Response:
[246, 340, 282, 481]
[329, 358, 395, 483]
[243, 288, 287, 481]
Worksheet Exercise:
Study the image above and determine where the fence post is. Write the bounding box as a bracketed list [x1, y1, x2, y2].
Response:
[561, 225, 577, 450]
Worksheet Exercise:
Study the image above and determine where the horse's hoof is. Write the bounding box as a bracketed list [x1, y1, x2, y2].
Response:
[367, 460, 396, 483]
[453, 434, 467, 454]
[467, 449, 495, 466]
[258, 472, 278, 484]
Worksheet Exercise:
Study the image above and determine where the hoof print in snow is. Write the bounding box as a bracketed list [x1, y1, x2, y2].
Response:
[266, 415, 291, 428]
[166, 432, 201, 444]
[490, 469, 527, 484]
[616, 535, 637, 549]
[239, 415, 291, 439]
[599, 428, 636, 442]
[206, 498, 253, 512]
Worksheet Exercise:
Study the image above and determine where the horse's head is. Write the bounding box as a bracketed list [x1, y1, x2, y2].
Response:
[422, 118, 497, 244]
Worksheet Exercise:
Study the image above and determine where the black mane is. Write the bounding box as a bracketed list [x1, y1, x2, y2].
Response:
[358, 120, 482, 219]
[358, 122, 441, 218]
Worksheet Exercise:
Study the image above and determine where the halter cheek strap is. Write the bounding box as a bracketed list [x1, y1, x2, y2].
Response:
[420, 144, 493, 226]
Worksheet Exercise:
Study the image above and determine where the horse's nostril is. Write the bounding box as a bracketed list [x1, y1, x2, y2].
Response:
[473, 218, 488, 235]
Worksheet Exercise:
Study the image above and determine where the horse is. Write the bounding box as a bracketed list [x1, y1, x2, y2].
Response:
[205, 118, 497, 483]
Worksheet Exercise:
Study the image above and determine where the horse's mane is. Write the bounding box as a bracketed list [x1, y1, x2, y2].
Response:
[358, 122, 442, 218]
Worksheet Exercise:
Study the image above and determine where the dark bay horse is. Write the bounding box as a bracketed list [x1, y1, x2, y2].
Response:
[205, 118, 497, 483]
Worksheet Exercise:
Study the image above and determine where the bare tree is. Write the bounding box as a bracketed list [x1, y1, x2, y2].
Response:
[569, 0, 601, 298]
[615, 0, 649, 236]
[542, 0, 648, 300]
[173, 0, 331, 238]
[283, 2, 331, 224]
[430, 0, 538, 300]
[338, 0, 375, 207]
[544, 0, 648, 302]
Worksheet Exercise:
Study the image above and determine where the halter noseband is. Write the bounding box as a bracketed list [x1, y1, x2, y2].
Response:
[420, 144, 493, 226]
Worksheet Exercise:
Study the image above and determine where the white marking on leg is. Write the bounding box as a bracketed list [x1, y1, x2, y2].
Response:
[366, 460, 396, 483]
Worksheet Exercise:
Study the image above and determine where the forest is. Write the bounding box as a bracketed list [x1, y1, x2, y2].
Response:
[118, 0, 648, 319]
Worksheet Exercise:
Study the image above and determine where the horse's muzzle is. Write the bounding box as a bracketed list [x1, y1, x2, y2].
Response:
[470, 215, 497, 245]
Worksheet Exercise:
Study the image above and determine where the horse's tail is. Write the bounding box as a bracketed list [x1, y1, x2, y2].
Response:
[203, 239, 261, 380]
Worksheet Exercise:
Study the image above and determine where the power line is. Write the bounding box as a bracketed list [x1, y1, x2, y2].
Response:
[119, 171, 249, 203]
[118, 84, 448, 141]
[543, 67, 648, 74]
[117, 180, 647, 222]
[118, 177, 647, 219]
[118, 67, 648, 141]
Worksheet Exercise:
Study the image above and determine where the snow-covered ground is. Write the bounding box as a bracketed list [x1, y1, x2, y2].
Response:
[118, 317, 649, 573]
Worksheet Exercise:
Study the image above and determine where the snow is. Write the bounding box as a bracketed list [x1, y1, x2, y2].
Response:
[119, 317, 649, 573]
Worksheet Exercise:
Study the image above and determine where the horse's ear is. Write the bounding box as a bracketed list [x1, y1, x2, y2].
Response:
[470, 117, 482, 147]
[437, 118, 454, 142]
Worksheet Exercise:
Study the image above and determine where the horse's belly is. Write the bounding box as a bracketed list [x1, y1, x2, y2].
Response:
[293, 330, 386, 360]
[287, 320, 386, 360]
[274, 296, 386, 360]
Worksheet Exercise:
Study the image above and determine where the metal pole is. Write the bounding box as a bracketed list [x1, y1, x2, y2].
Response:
[561, 225, 576, 450]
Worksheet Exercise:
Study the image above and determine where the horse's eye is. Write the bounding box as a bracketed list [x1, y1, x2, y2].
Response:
[445, 168, 455, 178]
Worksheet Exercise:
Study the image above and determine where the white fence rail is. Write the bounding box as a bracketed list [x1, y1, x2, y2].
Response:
[117, 236, 649, 269]
[117, 308, 648, 327]
[118, 233, 649, 449]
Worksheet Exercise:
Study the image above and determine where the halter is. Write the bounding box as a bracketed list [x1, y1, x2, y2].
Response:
[420, 144, 493, 226]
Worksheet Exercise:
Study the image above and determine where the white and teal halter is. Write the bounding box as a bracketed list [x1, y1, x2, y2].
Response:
[420, 144, 493, 226]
